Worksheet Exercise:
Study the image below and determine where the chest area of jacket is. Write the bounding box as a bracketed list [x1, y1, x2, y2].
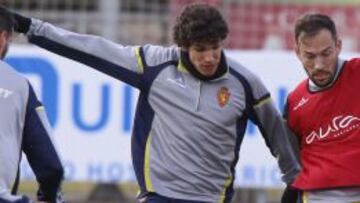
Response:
[287, 71, 360, 146]
[147, 69, 247, 123]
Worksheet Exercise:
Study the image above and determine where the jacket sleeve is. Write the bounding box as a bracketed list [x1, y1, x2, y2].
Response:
[283, 99, 301, 161]
[246, 75, 301, 184]
[25, 19, 178, 89]
[22, 82, 64, 203]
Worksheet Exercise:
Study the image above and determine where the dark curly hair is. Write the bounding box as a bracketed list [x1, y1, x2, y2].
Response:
[173, 3, 229, 48]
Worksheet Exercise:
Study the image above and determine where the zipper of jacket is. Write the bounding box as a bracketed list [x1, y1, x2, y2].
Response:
[195, 80, 202, 111]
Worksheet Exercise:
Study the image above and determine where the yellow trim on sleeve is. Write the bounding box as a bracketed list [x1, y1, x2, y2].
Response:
[144, 134, 155, 192]
[254, 97, 271, 108]
[135, 46, 145, 73]
[218, 175, 233, 203]
[177, 58, 189, 73]
[36, 106, 45, 111]
[302, 191, 308, 203]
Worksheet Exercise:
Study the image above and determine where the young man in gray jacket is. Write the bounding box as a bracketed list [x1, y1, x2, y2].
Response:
[0, 7, 64, 203]
[11, 3, 299, 203]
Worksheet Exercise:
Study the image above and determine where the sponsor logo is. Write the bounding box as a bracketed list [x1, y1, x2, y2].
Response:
[293, 97, 309, 111]
[217, 86, 231, 107]
[0, 87, 13, 99]
[306, 115, 360, 144]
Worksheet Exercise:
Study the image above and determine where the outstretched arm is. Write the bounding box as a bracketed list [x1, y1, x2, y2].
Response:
[15, 12, 143, 87]
[12, 10, 178, 89]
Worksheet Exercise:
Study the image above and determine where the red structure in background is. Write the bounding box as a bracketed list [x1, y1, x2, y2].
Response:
[170, 1, 360, 51]
[226, 3, 360, 51]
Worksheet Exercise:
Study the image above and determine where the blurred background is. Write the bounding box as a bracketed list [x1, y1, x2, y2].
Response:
[2, 0, 360, 203]
[3, 0, 360, 51]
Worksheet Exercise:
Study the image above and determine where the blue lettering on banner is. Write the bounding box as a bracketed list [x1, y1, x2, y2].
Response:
[243, 165, 256, 184]
[277, 87, 287, 114]
[123, 85, 133, 132]
[87, 162, 135, 182]
[63, 161, 76, 181]
[246, 122, 257, 136]
[5, 57, 59, 127]
[5, 56, 289, 137]
[20, 160, 136, 182]
[259, 166, 266, 183]
[236, 165, 282, 186]
[73, 83, 110, 131]
[21, 159, 282, 186]
[88, 163, 103, 181]
[107, 163, 124, 182]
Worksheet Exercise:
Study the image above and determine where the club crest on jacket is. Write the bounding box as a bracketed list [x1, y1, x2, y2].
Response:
[217, 86, 230, 107]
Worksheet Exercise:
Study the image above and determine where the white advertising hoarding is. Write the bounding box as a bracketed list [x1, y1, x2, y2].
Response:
[7, 45, 355, 188]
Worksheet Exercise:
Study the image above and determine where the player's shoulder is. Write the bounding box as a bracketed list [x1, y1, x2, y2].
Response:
[141, 44, 180, 67]
[345, 57, 360, 70]
[0, 60, 29, 90]
[288, 79, 308, 100]
[347, 57, 360, 64]
[225, 55, 271, 100]
[225, 55, 262, 84]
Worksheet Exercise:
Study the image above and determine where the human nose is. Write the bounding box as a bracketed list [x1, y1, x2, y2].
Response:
[313, 56, 325, 70]
[203, 50, 216, 62]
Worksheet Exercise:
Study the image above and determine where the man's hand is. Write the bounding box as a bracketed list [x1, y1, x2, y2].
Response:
[12, 12, 31, 34]
[0, 5, 31, 33]
[38, 191, 65, 203]
[281, 185, 300, 203]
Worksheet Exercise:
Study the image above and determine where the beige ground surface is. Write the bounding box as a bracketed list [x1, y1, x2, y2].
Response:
[19, 181, 137, 203]
[18, 181, 283, 203]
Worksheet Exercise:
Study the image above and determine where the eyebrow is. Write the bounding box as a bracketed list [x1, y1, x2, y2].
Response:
[304, 46, 333, 55]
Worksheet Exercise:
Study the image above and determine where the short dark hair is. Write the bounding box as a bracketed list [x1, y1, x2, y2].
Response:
[173, 3, 228, 48]
[0, 6, 15, 34]
[294, 13, 337, 43]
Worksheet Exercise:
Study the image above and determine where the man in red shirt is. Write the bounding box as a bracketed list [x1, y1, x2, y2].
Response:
[282, 13, 360, 202]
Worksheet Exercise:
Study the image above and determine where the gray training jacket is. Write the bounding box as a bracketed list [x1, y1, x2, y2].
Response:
[0, 60, 64, 203]
[25, 19, 300, 202]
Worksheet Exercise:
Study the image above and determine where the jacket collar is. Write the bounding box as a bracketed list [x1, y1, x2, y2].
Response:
[178, 50, 228, 81]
